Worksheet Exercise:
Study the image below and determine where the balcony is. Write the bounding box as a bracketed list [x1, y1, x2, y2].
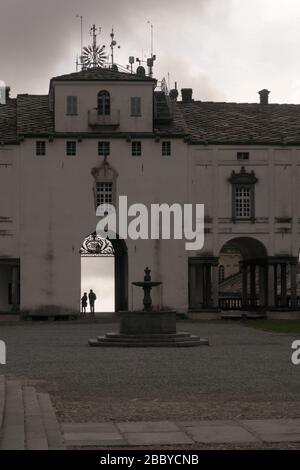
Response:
[88, 108, 120, 129]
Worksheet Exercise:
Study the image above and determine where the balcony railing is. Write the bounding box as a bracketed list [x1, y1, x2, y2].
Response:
[88, 109, 120, 128]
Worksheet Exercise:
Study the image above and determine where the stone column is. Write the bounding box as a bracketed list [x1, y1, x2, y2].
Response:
[250, 264, 256, 307]
[274, 264, 278, 307]
[211, 264, 219, 309]
[290, 263, 298, 310]
[268, 263, 275, 308]
[242, 263, 248, 309]
[189, 264, 197, 309]
[259, 265, 266, 307]
[11, 266, 20, 312]
[204, 264, 212, 308]
[197, 264, 204, 308]
[280, 263, 287, 308]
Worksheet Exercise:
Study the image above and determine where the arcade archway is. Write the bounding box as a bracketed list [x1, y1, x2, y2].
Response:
[80, 232, 128, 313]
[218, 237, 268, 311]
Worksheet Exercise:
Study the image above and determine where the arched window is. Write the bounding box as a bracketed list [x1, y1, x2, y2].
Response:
[219, 265, 225, 283]
[97, 90, 110, 116]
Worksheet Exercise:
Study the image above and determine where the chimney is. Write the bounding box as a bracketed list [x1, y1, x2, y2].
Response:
[259, 89, 270, 105]
[5, 86, 10, 101]
[181, 88, 193, 102]
[169, 88, 179, 101]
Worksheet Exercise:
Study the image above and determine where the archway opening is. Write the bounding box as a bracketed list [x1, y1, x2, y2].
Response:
[80, 232, 128, 314]
[218, 237, 268, 311]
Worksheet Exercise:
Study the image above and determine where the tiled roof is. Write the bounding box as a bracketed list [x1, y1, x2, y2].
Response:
[176, 101, 300, 144]
[17, 95, 53, 135]
[0, 99, 17, 143]
[51, 67, 156, 83]
[2, 90, 300, 144]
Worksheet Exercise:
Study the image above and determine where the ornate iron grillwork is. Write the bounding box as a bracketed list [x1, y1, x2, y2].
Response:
[80, 233, 114, 257]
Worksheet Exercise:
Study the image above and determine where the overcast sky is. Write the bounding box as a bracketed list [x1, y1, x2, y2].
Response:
[1, 0, 300, 103]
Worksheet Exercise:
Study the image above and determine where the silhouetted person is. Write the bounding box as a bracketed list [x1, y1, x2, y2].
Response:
[81, 292, 88, 316]
[88, 289, 97, 315]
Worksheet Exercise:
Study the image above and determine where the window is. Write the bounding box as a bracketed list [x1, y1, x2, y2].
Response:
[132, 141, 142, 156]
[66, 96, 78, 115]
[36, 141, 46, 156]
[235, 186, 251, 219]
[229, 167, 257, 222]
[237, 152, 249, 161]
[162, 141, 171, 156]
[96, 182, 113, 208]
[131, 97, 141, 116]
[219, 265, 225, 282]
[97, 90, 110, 116]
[98, 141, 110, 156]
[66, 141, 76, 156]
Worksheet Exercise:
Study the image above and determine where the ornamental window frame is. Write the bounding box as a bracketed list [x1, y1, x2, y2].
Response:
[229, 166, 258, 222]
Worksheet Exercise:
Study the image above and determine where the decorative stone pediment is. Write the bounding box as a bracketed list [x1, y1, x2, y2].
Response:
[80, 232, 114, 257]
[228, 166, 258, 185]
[91, 159, 118, 183]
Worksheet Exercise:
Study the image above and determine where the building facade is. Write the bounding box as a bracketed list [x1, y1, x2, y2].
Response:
[0, 66, 299, 316]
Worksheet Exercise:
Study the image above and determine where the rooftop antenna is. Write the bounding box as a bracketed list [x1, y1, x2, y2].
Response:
[110, 27, 120, 66]
[128, 56, 135, 73]
[76, 15, 83, 71]
[91, 25, 99, 66]
[148, 20, 154, 57]
[76, 15, 83, 55]
[146, 20, 156, 77]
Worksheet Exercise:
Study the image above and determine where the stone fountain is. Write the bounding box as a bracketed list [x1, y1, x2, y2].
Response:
[89, 267, 209, 347]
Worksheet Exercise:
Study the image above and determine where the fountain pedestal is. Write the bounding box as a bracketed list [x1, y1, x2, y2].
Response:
[89, 267, 209, 348]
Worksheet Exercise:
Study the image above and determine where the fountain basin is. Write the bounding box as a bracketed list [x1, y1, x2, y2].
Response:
[120, 310, 176, 335]
[88, 267, 209, 348]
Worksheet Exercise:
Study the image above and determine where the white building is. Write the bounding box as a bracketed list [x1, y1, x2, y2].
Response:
[0, 65, 299, 317]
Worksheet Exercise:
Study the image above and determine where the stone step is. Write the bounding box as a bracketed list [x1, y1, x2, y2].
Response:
[103, 332, 191, 341]
[0, 375, 5, 430]
[89, 336, 209, 348]
[23, 386, 48, 450]
[38, 393, 66, 450]
[0, 380, 25, 450]
[221, 314, 243, 320]
[245, 313, 267, 320]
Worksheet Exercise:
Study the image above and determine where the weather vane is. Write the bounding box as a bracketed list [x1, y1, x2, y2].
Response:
[76, 23, 108, 70]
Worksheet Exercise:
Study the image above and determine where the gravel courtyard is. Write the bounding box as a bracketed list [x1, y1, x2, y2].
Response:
[1, 320, 300, 422]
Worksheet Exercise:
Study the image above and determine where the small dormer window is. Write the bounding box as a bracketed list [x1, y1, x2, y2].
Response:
[36, 141, 46, 156]
[97, 90, 110, 116]
[237, 152, 249, 161]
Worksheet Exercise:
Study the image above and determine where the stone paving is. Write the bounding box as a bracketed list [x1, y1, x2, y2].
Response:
[1, 320, 300, 426]
[62, 419, 300, 447]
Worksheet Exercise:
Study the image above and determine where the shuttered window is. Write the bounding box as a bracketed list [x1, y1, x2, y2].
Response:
[66, 96, 78, 115]
[131, 97, 142, 116]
